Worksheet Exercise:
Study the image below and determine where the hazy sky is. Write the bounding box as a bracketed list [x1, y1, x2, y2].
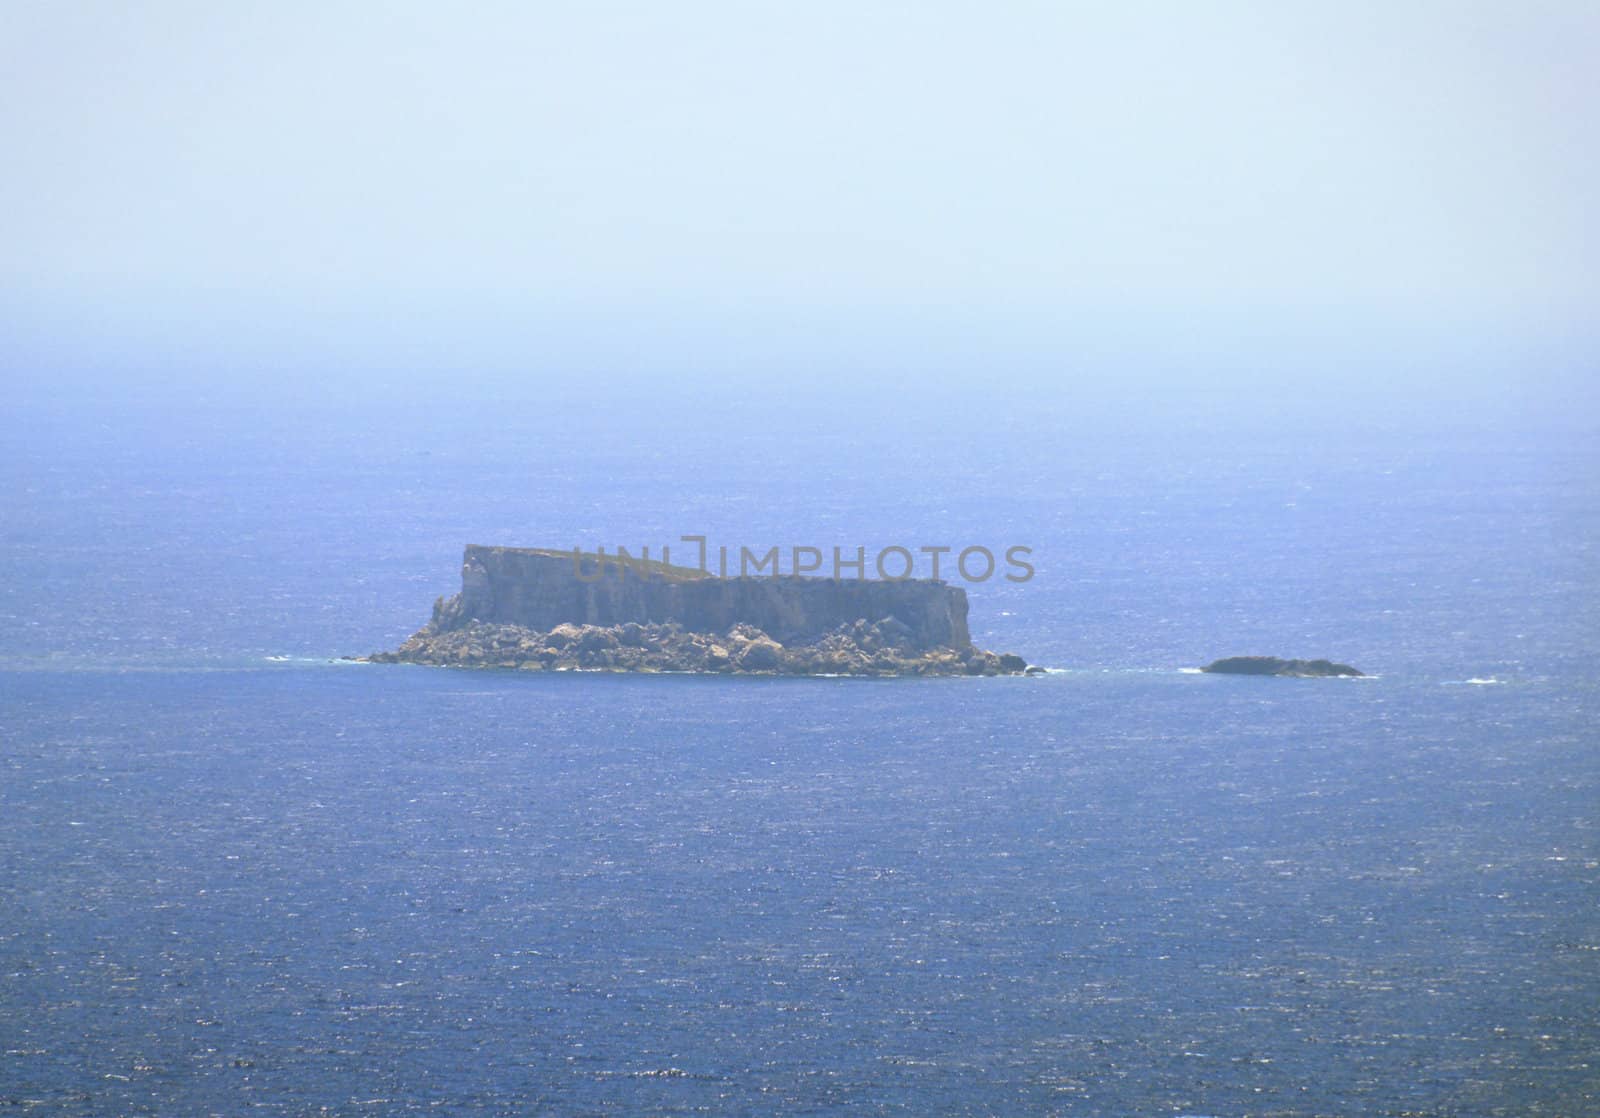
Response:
[3, 1, 1595, 400]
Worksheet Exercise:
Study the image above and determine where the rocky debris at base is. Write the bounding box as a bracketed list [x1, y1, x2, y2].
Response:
[367, 617, 1032, 677]
[1200, 656, 1364, 678]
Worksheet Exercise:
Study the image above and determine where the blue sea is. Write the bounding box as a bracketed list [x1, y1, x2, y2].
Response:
[3, 386, 1596, 1116]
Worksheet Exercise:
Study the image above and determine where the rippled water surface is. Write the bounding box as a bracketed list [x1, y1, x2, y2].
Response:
[5, 665, 1596, 1116]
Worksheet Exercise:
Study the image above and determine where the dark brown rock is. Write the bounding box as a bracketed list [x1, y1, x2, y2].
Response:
[1200, 656, 1363, 678]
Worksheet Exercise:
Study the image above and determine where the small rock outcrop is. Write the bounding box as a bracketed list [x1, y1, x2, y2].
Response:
[368, 546, 1033, 677]
[1200, 656, 1364, 678]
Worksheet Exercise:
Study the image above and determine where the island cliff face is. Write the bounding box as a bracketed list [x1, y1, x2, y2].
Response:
[371, 546, 1031, 676]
